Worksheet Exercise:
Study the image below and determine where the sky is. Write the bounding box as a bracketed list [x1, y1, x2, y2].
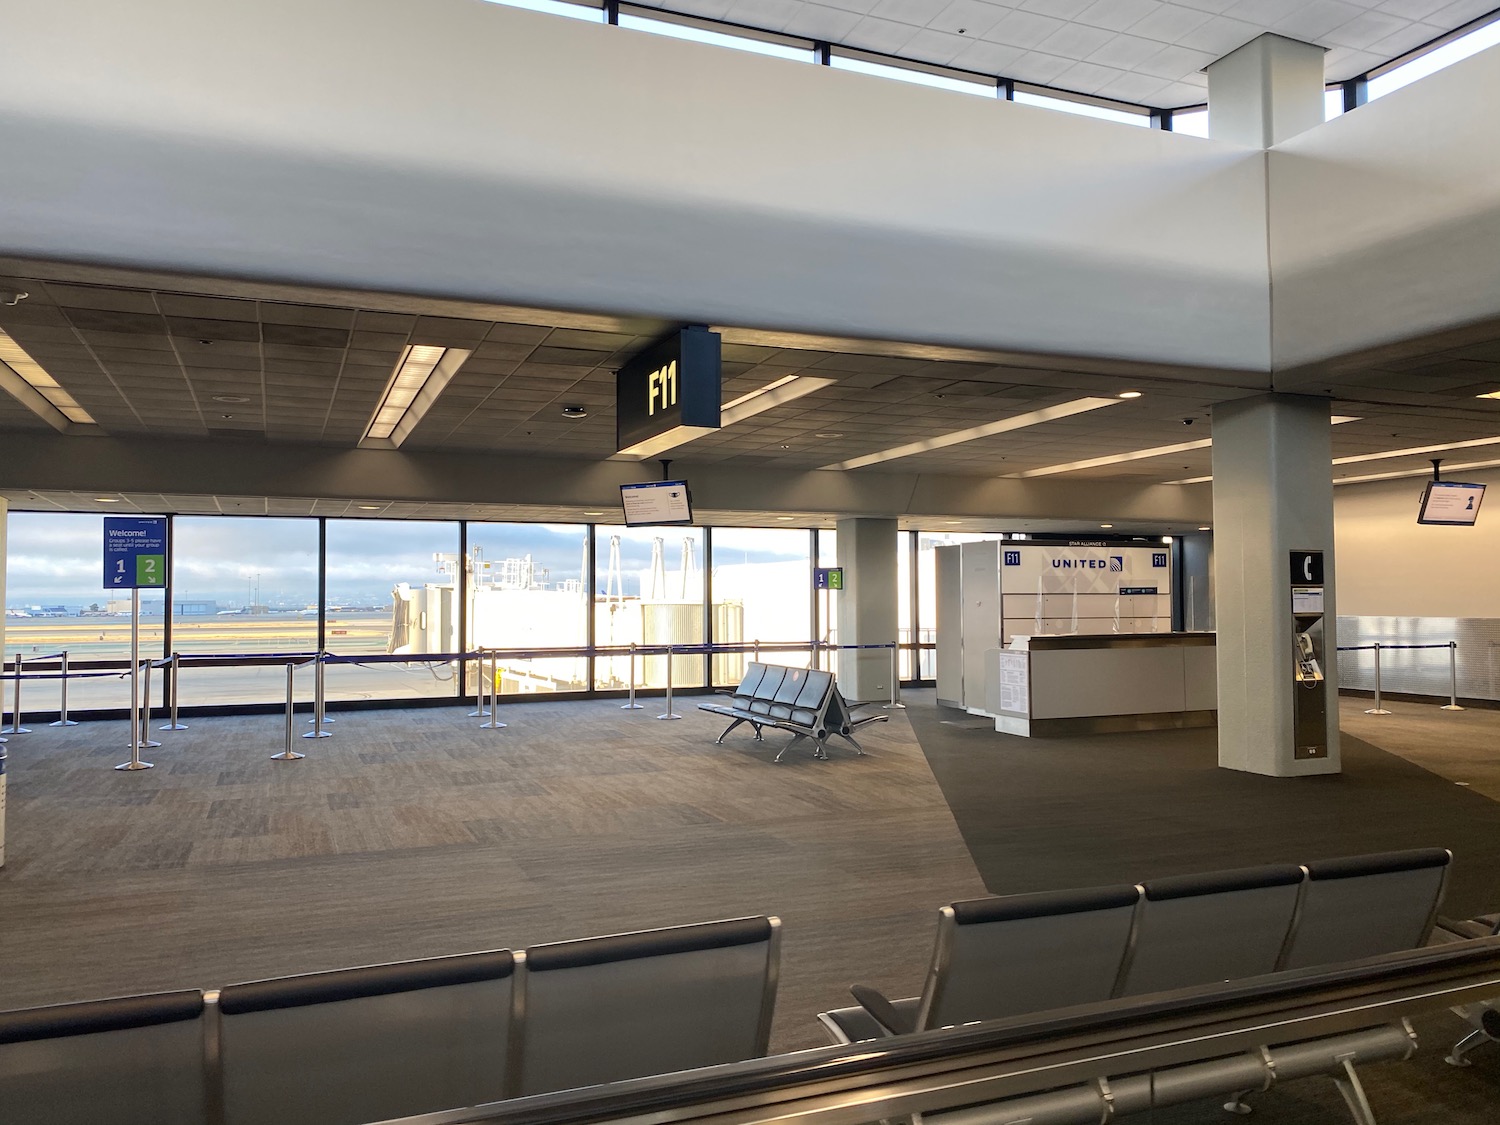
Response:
[4, 513, 812, 607]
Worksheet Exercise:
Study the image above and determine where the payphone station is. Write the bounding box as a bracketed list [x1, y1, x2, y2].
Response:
[1290, 550, 1328, 760]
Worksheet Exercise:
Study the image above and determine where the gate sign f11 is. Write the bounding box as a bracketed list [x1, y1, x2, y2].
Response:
[104, 517, 167, 589]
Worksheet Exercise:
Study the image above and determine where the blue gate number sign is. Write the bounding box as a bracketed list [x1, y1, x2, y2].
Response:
[104, 517, 167, 589]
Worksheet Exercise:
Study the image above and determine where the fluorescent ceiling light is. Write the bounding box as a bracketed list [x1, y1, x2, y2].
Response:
[0, 328, 96, 428]
[1478, 390, 1500, 401]
[360, 345, 472, 449]
[1010, 437, 1210, 478]
[824, 397, 1121, 471]
[1335, 456, 1500, 486]
[1332, 435, 1500, 466]
[612, 374, 835, 460]
[1154, 417, 1361, 485]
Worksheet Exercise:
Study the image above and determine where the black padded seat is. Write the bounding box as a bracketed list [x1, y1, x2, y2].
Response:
[748, 667, 786, 715]
[218, 951, 515, 1125]
[767, 667, 809, 719]
[822, 885, 1140, 1042]
[1120, 864, 1304, 996]
[0, 990, 207, 1125]
[1282, 848, 1451, 970]
[515, 916, 780, 1097]
[730, 663, 768, 708]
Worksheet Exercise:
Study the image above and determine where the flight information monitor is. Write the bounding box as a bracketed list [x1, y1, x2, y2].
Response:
[620, 480, 693, 526]
[1417, 480, 1485, 525]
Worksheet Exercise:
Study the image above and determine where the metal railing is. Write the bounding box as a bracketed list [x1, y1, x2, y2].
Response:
[1336, 641, 1464, 715]
[2, 640, 904, 766]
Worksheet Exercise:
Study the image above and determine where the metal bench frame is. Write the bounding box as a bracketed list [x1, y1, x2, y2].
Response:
[699, 662, 888, 762]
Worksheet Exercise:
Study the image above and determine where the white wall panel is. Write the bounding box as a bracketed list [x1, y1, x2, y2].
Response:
[1269, 46, 1500, 368]
[1334, 466, 1500, 618]
[0, 0, 1271, 371]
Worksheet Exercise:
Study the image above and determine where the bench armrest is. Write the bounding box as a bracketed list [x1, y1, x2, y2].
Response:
[850, 984, 916, 1036]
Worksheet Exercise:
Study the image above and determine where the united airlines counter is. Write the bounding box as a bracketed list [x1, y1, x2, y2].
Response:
[989, 633, 1217, 737]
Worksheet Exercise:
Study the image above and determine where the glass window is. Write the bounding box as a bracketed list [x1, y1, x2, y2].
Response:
[618, 14, 812, 62]
[323, 519, 462, 701]
[169, 517, 319, 707]
[1014, 89, 1151, 126]
[832, 54, 998, 97]
[468, 523, 590, 697]
[1368, 18, 1500, 101]
[593, 526, 705, 690]
[1170, 107, 1208, 137]
[484, 0, 603, 22]
[4, 511, 164, 713]
[898, 530, 915, 680]
[1324, 88, 1345, 120]
[815, 528, 837, 666]
[710, 527, 811, 685]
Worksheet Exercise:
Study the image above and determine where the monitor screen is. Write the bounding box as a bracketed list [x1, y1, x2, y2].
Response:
[1417, 480, 1485, 525]
[620, 480, 693, 526]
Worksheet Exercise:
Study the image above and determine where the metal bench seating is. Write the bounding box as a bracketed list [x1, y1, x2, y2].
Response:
[1281, 847, 1451, 970]
[1118, 862, 1305, 997]
[217, 950, 516, 1125]
[512, 915, 781, 1097]
[818, 884, 1141, 1045]
[0, 989, 208, 1125]
[1435, 911, 1500, 1066]
[819, 848, 1452, 1124]
[699, 661, 888, 761]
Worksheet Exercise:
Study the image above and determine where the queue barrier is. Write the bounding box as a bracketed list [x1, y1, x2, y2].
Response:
[3, 641, 903, 769]
[1337, 640, 1463, 714]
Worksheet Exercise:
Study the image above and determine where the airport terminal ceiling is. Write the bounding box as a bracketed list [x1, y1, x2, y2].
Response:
[1, 270, 1499, 522]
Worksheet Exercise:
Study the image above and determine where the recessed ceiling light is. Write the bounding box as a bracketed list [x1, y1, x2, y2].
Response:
[1118, 391, 1143, 399]
[0, 327, 96, 427]
[1198, 525, 1211, 531]
[94, 497, 120, 503]
[824, 397, 1123, 471]
[561, 405, 588, 419]
[1160, 536, 1173, 544]
[211, 394, 250, 404]
[584, 511, 606, 516]
[361, 345, 473, 449]
[613, 375, 837, 461]
[1100, 523, 1113, 528]
[775, 515, 795, 521]
[1333, 434, 1500, 466]
[814, 432, 845, 439]
[1476, 391, 1500, 401]
[357, 504, 382, 510]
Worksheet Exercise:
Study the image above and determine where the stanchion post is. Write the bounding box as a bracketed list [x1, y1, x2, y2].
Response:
[50, 651, 78, 728]
[1442, 641, 1466, 712]
[117, 588, 153, 770]
[622, 643, 643, 710]
[657, 645, 681, 721]
[1364, 642, 1392, 715]
[883, 643, 906, 709]
[137, 660, 162, 749]
[303, 652, 331, 738]
[481, 650, 507, 730]
[272, 663, 305, 760]
[9, 654, 29, 735]
[160, 653, 188, 732]
[467, 647, 491, 717]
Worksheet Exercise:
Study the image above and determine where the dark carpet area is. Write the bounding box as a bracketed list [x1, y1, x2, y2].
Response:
[904, 691, 1500, 1124]
[905, 695, 1500, 917]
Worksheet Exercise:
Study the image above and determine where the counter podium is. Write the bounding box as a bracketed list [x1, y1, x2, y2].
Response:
[990, 632, 1216, 737]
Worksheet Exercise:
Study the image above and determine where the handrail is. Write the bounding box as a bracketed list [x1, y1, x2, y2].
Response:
[381, 936, 1500, 1125]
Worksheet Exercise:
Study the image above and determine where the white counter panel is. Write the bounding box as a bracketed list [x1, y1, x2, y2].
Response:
[1030, 646, 1188, 719]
